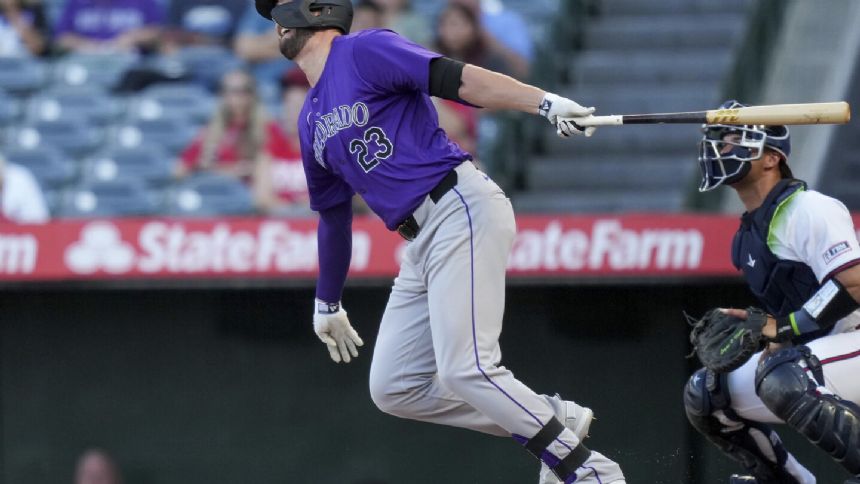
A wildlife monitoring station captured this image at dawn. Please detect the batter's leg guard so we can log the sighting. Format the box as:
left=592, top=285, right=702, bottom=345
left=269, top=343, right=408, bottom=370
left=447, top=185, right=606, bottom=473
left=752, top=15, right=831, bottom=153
left=756, top=346, right=860, bottom=476
left=514, top=418, right=591, bottom=482
left=684, top=368, right=801, bottom=483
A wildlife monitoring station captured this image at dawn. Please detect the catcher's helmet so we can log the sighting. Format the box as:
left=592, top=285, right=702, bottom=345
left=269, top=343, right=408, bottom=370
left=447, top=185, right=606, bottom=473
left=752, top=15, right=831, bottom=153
left=698, top=100, right=791, bottom=192
left=256, top=0, right=353, bottom=34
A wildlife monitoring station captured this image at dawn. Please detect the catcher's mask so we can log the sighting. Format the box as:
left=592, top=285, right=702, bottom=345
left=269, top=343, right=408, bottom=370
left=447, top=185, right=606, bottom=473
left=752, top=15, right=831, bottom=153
left=698, top=100, right=792, bottom=192
left=256, top=0, right=353, bottom=34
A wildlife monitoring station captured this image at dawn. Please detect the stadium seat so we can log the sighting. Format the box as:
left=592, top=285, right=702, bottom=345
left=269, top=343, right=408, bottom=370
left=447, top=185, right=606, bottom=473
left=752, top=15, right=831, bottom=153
left=599, top=0, right=751, bottom=15
left=513, top=189, right=686, bottom=213
left=585, top=15, right=745, bottom=51
left=26, top=86, right=124, bottom=126
left=6, top=120, right=103, bottom=158
left=173, top=46, right=242, bottom=91
left=0, top=57, right=47, bottom=95
left=0, top=90, right=22, bottom=127
left=127, top=83, right=215, bottom=125
left=82, top=146, right=175, bottom=187
left=3, top=146, right=77, bottom=190
left=52, top=53, right=138, bottom=89
left=57, top=179, right=158, bottom=218
left=526, top=155, right=697, bottom=192
left=165, top=173, right=255, bottom=217
left=573, top=50, right=733, bottom=85
left=111, top=116, right=197, bottom=156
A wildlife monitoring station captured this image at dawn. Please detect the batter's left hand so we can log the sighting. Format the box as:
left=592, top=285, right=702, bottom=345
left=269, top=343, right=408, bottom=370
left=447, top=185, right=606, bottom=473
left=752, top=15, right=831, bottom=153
left=313, top=299, right=364, bottom=363
left=539, top=92, right=596, bottom=137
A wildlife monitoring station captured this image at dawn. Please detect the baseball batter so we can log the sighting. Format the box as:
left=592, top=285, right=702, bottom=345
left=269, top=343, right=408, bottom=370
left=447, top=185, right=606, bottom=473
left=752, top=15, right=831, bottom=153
left=253, top=1, right=626, bottom=483
left=684, top=101, right=860, bottom=484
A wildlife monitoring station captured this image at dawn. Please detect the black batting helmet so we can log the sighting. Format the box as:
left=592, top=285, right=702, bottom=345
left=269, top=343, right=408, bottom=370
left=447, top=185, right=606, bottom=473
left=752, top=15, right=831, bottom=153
left=255, top=0, right=353, bottom=34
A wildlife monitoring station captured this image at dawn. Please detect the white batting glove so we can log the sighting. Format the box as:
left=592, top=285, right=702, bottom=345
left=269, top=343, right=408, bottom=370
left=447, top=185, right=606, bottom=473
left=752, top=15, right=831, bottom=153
left=539, top=92, right=597, bottom=138
left=313, top=299, right=364, bottom=364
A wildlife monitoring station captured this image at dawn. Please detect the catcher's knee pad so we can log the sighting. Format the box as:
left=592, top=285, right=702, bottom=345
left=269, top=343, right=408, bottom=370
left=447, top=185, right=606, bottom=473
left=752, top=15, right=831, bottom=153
left=756, top=346, right=860, bottom=475
left=684, top=368, right=799, bottom=483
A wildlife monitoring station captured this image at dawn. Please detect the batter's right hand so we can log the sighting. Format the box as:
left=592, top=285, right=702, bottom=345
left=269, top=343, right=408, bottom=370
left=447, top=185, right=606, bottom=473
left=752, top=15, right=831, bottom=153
left=538, top=92, right=597, bottom=138
left=313, top=299, right=364, bottom=363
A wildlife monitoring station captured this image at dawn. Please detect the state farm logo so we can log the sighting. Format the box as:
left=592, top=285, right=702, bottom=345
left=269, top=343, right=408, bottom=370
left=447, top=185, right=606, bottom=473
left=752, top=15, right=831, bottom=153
left=63, top=221, right=371, bottom=275
left=508, top=220, right=704, bottom=272
left=65, top=222, right=135, bottom=274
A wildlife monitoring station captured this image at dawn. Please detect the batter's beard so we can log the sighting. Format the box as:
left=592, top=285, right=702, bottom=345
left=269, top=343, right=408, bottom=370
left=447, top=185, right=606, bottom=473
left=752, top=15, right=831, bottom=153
left=279, top=28, right=314, bottom=60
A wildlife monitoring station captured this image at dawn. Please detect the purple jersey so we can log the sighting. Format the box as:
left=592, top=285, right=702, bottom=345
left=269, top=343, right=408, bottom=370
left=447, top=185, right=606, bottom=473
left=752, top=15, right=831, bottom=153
left=298, top=29, right=471, bottom=230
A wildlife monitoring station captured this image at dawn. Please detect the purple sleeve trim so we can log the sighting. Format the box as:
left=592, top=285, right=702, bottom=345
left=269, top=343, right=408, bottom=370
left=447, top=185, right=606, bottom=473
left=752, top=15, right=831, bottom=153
left=315, top=200, right=353, bottom=303
left=824, top=257, right=860, bottom=282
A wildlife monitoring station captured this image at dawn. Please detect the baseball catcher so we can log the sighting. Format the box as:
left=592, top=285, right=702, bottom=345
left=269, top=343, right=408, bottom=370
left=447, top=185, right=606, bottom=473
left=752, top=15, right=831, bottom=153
left=683, top=101, right=860, bottom=484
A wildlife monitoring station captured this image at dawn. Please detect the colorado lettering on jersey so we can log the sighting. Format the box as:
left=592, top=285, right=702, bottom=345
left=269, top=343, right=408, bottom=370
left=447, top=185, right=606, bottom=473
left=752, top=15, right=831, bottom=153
left=312, top=102, right=371, bottom=167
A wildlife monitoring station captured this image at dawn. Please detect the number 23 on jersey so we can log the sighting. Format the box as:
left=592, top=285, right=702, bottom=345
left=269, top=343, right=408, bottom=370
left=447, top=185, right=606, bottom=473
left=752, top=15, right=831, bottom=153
left=349, top=127, right=394, bottom=173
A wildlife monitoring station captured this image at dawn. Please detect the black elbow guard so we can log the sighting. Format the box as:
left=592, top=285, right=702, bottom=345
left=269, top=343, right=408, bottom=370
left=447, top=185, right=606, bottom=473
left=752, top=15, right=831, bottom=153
left=429, top=57, right=480, bottom=108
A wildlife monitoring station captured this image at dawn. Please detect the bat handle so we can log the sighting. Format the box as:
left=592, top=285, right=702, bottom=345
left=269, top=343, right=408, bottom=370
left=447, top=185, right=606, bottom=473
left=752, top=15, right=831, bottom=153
left=564, top=115, right=624, bottom=127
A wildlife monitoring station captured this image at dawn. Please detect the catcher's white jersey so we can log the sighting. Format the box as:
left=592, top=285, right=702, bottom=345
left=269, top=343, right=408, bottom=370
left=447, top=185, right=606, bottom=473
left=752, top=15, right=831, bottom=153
left=728, top=189, right=860, bottom=422
left=766, top=190, right=860, bottom=334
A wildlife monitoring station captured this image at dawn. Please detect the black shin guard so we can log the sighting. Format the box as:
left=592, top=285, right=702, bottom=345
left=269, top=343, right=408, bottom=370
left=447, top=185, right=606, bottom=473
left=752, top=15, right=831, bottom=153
left=756, top=346, right=860, bottom=476
left=684, top=368, right=801, bottom=483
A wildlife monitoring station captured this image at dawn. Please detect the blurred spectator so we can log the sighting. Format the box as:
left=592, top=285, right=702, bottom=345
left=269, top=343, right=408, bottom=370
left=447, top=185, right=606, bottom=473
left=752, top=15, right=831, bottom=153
left=0, top=153, right=49, bottom=224
left=435, top=3, right=515, bottom=76
left=451, top=0, right=531, bottom=78
left=435, top=97, right=478, bottom=155
left=74, top=449, right=122, bottom=484
left=162, top=0, right=245, bottom=52
left=375, top=0, right=431, bottom=46
left=351, top=0, right=384, bottom=33
left=233, top=2, right=289, bottom=87
left=0, top=0, right=48, bottom=56
left=279, top=68, right=309, bottom=135
left=55, top=0, right=164, bottom=54
left=178, top=69, right=306, bottom=214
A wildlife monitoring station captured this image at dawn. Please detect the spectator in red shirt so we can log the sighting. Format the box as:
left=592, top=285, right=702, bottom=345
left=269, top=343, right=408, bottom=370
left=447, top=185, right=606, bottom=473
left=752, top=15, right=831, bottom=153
left=178, top=69, right=306, bottom=214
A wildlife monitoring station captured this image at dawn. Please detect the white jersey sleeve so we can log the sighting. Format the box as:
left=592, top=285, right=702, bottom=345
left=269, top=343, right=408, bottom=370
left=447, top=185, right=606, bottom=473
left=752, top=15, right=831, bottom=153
left=768, top=190, right=860, bottom=282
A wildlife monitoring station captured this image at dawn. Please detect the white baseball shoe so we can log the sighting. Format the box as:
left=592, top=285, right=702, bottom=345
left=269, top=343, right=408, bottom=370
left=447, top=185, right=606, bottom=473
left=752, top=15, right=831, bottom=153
left=569, top=451, right=626, bottom=483
left=538, top=395, right=625, bottom=483
left=539, top=395, right=593, bottom=484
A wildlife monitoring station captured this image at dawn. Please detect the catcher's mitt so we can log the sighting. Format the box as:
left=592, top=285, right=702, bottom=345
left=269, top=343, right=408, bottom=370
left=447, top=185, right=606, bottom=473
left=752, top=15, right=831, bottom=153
left=687, top=307, right=769, bottom=373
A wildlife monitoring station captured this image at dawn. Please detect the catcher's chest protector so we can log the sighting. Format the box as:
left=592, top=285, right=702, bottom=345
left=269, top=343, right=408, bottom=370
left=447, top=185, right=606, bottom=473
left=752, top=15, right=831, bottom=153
left=732, top=179, right=819, bottom=325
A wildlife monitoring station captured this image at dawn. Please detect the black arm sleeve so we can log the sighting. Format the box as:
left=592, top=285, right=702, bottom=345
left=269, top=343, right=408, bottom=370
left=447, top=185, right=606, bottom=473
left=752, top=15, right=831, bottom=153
left=429, top=57, right=481, bottom=108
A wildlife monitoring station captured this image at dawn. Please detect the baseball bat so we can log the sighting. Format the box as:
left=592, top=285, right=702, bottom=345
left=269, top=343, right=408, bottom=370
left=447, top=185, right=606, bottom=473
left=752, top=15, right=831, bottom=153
left=573, top=102, right=851, bottom=127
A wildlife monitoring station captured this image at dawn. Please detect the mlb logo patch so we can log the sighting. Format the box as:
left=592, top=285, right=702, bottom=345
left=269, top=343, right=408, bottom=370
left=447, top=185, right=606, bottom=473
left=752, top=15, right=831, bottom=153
left=823, top=241, right=851, bottom=264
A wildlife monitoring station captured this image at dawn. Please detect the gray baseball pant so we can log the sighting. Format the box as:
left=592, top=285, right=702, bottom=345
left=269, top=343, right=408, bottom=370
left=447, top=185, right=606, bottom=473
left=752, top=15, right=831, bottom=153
left=368, top=161, right=581, bottom=459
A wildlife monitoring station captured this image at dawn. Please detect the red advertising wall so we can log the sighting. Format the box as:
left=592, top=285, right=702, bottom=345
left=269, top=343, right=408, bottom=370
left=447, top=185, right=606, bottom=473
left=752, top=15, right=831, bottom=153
left=1, top=214, right=858, bottom=282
